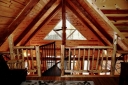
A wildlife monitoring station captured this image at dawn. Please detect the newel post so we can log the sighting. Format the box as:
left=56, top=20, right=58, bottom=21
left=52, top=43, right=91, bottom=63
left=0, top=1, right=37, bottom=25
left=35, top=46, right=41, bottom=77
left=8, top=34, right=15, bottom=60
left=61, top=45, right=65, bottom=76
left=111, top=32, right=117, bottom=75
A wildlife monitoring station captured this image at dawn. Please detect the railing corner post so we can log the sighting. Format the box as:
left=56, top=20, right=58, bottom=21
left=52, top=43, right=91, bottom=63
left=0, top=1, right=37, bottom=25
left=35, top=46, right=41, bottom=77
left=111, top=32, right=117, bottom=76
left=61, top=45, right=65, bottom=76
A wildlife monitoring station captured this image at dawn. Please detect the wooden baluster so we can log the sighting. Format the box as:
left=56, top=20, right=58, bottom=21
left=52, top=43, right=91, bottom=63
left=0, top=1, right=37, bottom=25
left=101, top=49, right=104, bottom=72
left=105, top=49, right=108, bottom=75
left=73, top=48, right=75, bottom=71
left=78, top=48, right=80, bottom=71
left=30, top=49, right=34, bottom=70
left=96, top=49, right=100, bottom=74
left=26, top=49, right=29, bottom=70
left=83, top=49, right=85, bottom=71
left=87, top=48, right=90, bottom=71
left=68, top=48, right=71, bottom=70
left=91, top=48, right=95, bottom=74
left=21, top=49, right=25, bottom=69
left=16, top=49, right=19, bottom=68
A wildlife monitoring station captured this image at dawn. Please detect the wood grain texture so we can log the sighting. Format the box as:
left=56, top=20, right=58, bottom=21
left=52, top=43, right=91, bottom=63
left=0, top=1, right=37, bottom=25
left=26, top=76, right=119, bottom=85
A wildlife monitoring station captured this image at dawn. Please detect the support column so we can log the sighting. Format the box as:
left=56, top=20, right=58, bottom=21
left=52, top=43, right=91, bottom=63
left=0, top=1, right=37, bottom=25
left=61, top=45, right=65, bottom=76
left=62, top=0, right=66, bottom=45
left=61, top=0, right=66, bottom=76
left=111, top=32, right=117, bottom=75
left=8, top=34, right=14, bottom=60
left=35, top=46, right=41, bottom=77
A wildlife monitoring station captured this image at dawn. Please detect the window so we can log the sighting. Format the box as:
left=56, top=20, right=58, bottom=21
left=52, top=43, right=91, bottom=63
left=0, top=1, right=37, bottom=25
left=44, top=20, right=86, bottom=40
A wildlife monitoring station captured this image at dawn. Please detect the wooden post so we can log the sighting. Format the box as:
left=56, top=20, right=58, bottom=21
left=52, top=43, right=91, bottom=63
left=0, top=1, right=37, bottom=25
left=35, top=46, right=41, bottom=77
left=61, top=45, right=65, bottom=76
left=68, top=48, right=71, bottom=70
left=8, top=34, right=14, bottom=60
left=62, top=0, right=66, bottom=45
left=61, top=0, right=66, bottom=76
left=111, top=32, right=117, bottom=75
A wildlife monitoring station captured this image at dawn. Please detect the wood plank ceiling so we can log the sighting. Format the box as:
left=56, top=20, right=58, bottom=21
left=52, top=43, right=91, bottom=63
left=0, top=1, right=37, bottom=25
left=0, top=0, right=128, bottom=51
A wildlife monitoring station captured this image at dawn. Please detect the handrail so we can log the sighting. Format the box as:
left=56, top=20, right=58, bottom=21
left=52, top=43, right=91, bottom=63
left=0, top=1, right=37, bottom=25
left=39, top=42, right=56, bottom=75
left=61, top=45, right=114, bottom=76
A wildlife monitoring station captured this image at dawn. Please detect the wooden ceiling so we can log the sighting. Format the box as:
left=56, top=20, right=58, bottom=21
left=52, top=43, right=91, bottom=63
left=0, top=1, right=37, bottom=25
left=0, top=0, right=128, bottom=51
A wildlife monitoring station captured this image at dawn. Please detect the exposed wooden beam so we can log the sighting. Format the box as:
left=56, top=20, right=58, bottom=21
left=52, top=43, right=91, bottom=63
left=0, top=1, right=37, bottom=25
left=78, top=0, right=128, bottom=50
left=107, top=16, right=128, bottom=21
left=24, top=4, right=61, bottom=45
left=101, top=10, right=128, bottom=14
left=0, top=0, right=39, bottom=46
left=14, top=0, right=58, bottom=46
left=114, top=23, right=128, bottom=26
left=67, top=0, right=112, bottom=46
left=117, top=27, right=128, bottom=32
left=62, top=0, right=66, bottom=45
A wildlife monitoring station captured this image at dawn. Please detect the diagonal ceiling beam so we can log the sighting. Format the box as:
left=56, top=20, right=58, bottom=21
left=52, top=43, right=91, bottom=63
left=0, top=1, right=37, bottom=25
left=67, top=0, right=111, bottom=46
left=70, top=0, right=114, bottom=44
left=14, top=0, right=58, bottom=46
left=23, top=3, right=62, bottom=45
left=0, top=0, right=39, bottom=46
left=78, top=0, right=128, bottom=50
left=101, top=10, right=128, bottom=14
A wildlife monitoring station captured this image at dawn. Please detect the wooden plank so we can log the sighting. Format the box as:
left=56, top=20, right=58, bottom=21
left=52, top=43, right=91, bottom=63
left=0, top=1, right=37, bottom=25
left=0, top=5, right=16, bottom=13
left=13, top=46, right=35, bottom=49
left=10, top=0, right=25, bottom=8
left=24, top=3, right=61, bottom=45
left=107, top=16, right=128, bottom=21
left=78, top=0, right=128, bottom=47
left=14, top=0, right=61, bottom=45
left=101, top=10, right=128, bottom=14
left=66, top=1, right=112, bottom=46
left=0, top=10, right=17, bottom=17
left=65, top=8, right=99, bottom=41
left=12, top=0, right=29, bottom=5
left=65, top=46, right=113, bottom=49
left=0, top=0, right=39, bottom=45
left=0, top=1, right=11, bottom=7
left=0, top=17, right=13, bottom=24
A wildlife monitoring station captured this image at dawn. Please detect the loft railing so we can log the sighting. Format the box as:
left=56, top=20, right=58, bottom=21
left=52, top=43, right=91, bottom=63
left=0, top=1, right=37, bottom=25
left=0, top=42, right=57, bottom=77
left=39, top=42, right=56, bottom=74
left=61, top=45, right=116, bottom=76
left=5, top=46, right=41, bottom=77
left=13, top=46, right=41, bottom=76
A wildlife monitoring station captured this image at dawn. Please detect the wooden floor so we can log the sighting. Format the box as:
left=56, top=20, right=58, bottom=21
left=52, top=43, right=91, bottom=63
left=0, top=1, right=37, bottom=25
left=27, top=75, right=119, bottom=85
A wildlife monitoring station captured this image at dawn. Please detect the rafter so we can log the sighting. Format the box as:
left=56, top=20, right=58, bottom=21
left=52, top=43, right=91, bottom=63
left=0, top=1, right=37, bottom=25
left=24, top=3, right=62, bottom=45
left=101, top=10, right=128, bottom=14
left=78, top=0, right=128, bottom=50
left=67, top=0, right=112, bottom=46
left=0, top=0, right=39, bottom=46
left=14, top=0, right=60, bottom=46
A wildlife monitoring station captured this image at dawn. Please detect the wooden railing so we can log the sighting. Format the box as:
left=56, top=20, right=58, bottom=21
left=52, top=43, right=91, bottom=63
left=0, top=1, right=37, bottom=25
left=14, top=46, right=41, bottom=76
left=1, top=42, right=57, bottom=77
left=61, top=45, right=116, bottom=76
left=39, top=42, right=56, bottom=73
left=5, top=46, right=41, bottom=77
